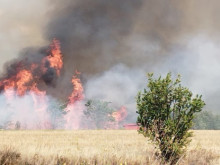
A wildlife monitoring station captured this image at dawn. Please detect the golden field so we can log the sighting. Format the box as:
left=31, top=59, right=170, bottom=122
left=0, top=130, right=219, bottom=165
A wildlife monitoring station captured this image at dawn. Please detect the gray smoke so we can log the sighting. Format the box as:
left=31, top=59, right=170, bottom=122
left=85, top=64, right=146, bottom=122
left=41, top=0, right=185, bottom=101
left=1, top=0, right=220, bottom=126
left=43, top=0, right=220, bottom=116
left=45, top=0, right=220, bottom=74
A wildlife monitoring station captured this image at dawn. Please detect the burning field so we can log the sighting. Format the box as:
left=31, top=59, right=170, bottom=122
left=0, top=39, right=128, bottom=130
left=1, top=0, right=220, bottom=130
left=1, top=0, right=220, bottom=164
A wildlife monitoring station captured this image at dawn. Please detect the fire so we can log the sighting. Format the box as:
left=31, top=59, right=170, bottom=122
left=105, top=106, right=128, bottom=129
left=0, top=39, right=64, bottom=129
left=64, top=72, right=84, bottom=129
left=0, top=38, right=128, bottom=130
left=0, top=38, right=63, bottom=97
left=0, top=69, right=33, bottom=97
left=68, top=72, right=84, bottom=104
left=112, top=106, right=127, bottom=122
left=42, top=39, right=63, bottom=76
left=30, top=83, right=46, bottom=96
left=16, top=70, right=33, bottom=96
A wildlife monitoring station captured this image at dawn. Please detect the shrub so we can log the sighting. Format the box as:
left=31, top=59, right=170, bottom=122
left=136, top=73, right=205, bottom=164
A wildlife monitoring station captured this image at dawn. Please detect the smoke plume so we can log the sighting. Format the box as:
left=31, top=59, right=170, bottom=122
left=43, top=0, right=220, bottom=114
left=1, top=0, right=220, bottom=128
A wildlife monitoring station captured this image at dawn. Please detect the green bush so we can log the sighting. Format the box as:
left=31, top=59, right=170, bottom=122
left=136, top=73, right=205, bottom=164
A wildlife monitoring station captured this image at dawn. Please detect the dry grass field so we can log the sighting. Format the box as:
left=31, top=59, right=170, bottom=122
left=0, top=130, right=219, bottom=165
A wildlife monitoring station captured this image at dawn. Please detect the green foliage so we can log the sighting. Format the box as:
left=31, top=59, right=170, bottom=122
left=136, top=73, right=205, bottom=164
left=84, top=100, right=115, bottom=129
left=48, top=100, right=67, bottom=129
left=193, top=111, right=220, bottom=130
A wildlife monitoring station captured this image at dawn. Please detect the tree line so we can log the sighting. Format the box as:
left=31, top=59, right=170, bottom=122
left=193, top=110, right=220, bottom=130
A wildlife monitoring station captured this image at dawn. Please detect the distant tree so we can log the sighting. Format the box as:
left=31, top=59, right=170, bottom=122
left=84, top=100, right=115, bottom=129
left=15, top=121, right=21, bottom=130
left=193, top=111, right=220, bottom=130
left=136, top=73, right=205, bottom=164
left=48, top=99, right=66, bottom=129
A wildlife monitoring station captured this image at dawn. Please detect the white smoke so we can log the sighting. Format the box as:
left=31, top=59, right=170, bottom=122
left=85, top=64, right=146, bottom=122
left=85, top=35, right=220, bottom=124
left=0, top=90, right=66, bottom=129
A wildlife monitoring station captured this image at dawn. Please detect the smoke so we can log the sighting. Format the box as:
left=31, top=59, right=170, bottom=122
left=160, top=36, right=220, bottom=114
left=45, top=0, right=220, bottom=74
left=46, top=0, right=143, bottom=74
left=1, top=0, right=220, bottom=128
left=40, top=0, right=187, bottom=100
left=0, top=90, right=50, bottom=129
left=85, top=64, right=145, bottom=122
left=43, top=0, right=220, bottom=115
left=0, top=0, right=47, bottom=70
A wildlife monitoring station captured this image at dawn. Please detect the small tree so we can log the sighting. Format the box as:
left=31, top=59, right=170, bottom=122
left=48, top=100, right=67, bottom=129
left=136, top=73, right=205, bottom=164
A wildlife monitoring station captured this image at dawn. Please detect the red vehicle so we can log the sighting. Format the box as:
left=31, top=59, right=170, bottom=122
left=123, top=123, right=139, bottom=130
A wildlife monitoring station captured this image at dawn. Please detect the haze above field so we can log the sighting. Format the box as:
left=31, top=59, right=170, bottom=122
left=0, top=0, right=220, bottom=116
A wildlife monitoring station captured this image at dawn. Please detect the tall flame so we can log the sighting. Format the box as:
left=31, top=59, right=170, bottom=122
left=68, top=71, right=84, bottom=104
left=0, top=39, right=64, bottom=129
left=64, top=72, right=84, bottom=129
left=16, top=70, right=33, bottom=96
left=0, top=38, right=128, bottom=130
left=42, top=39, right=63, bottom=76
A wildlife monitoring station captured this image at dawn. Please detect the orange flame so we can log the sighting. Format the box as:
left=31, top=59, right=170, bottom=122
left=0, top=39, right=64, bottom=129
left=42, top=39, right=63, bottom=76
left=0, top=38, right=129, bottom=130
left=16, top=70, right=33, bottom=96
left=105, top=106, right=128, bottom=129
left=68, top=72, right=84, bottom=104
left=0, top=69, right=33, bottom=97
left=64, top=72, right=84, bottom=129
left=112, top=106, right=127, bottom=122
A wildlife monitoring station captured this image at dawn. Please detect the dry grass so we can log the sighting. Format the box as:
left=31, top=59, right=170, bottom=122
left=0, top=130, right=219, bottom=164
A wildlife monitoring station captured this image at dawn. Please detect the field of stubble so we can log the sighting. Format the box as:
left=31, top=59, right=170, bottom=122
left=0, top=130, right=219, bottom=165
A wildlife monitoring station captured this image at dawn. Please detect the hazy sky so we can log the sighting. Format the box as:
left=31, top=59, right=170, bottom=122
left=0, top=0, right=48, bottom=70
